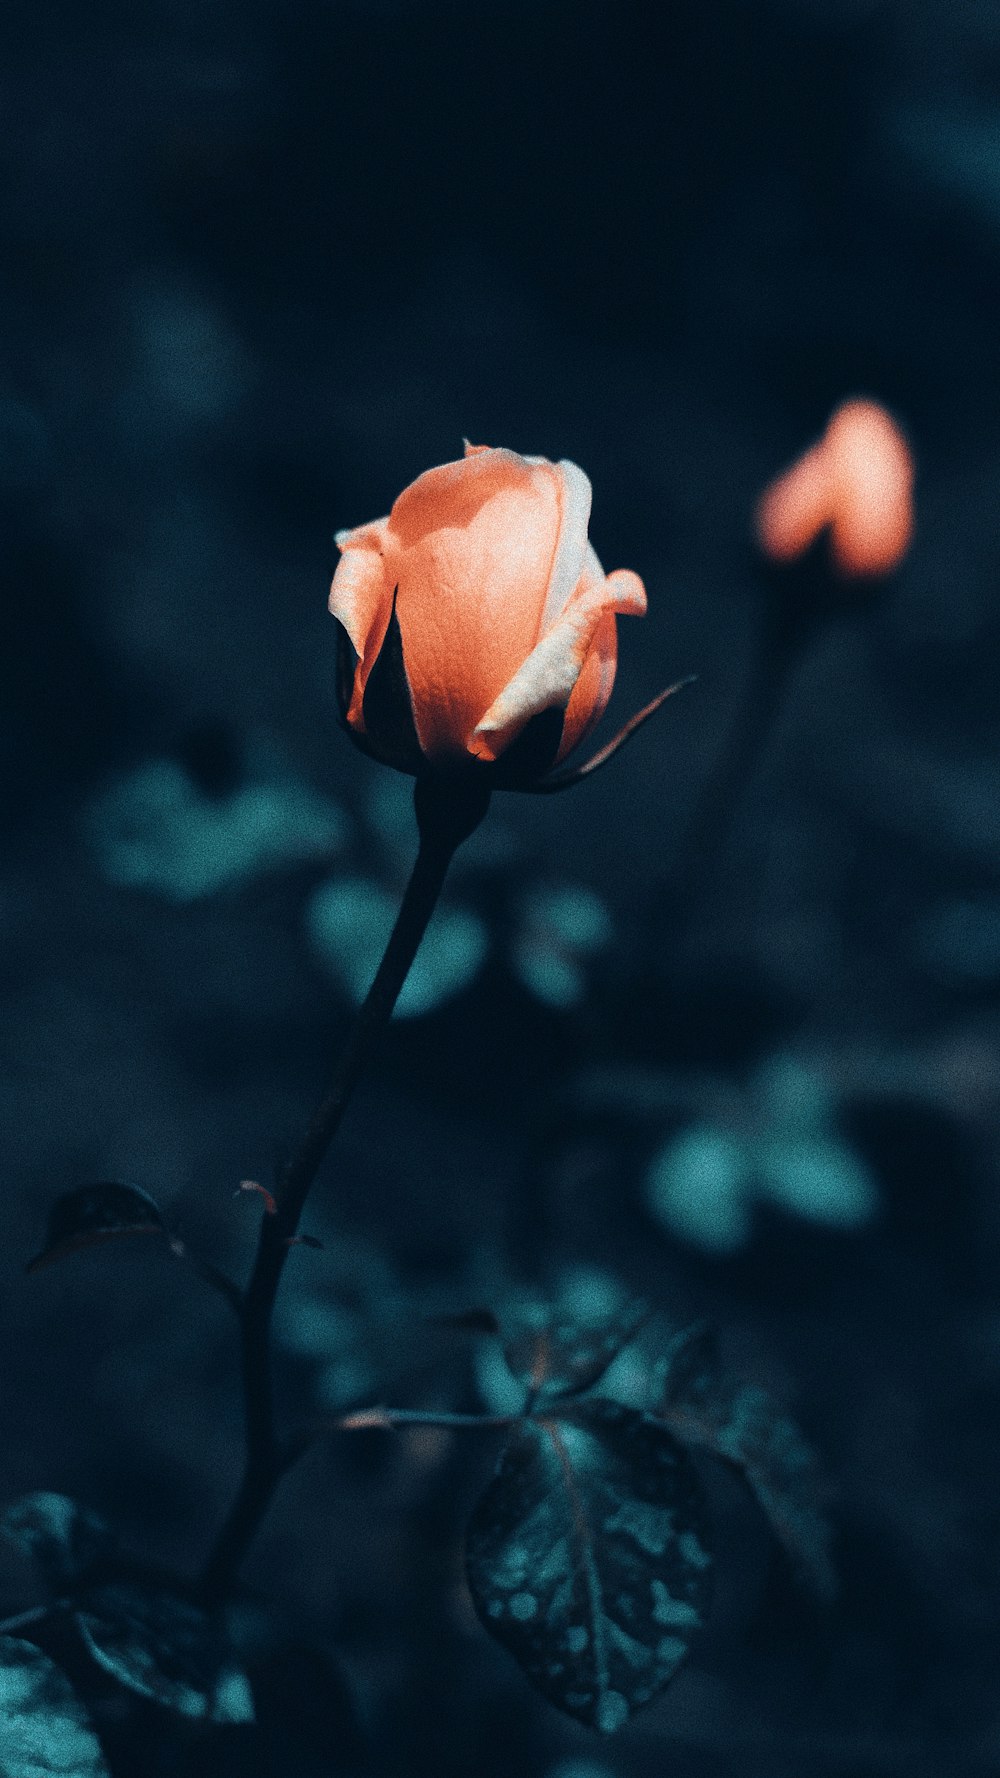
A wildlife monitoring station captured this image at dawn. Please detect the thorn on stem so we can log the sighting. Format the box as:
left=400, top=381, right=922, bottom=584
left=337, top=1407, right=394, bottom=1431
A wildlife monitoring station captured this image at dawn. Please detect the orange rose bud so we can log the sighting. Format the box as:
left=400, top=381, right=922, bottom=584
left=756, top=398, right=914, bottom=578
left=329, top=443, right=647, bottom=788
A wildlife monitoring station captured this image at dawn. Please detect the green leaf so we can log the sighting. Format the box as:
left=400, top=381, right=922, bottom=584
left=27, top=1184, right=166, bottom=1275
left=466, top=1399, right=712, bottom=1733
left=276, top=1231, right=443, bottom=1414
left=501, top=1301, right=651, bottom=1403
left=0, top=1495, right=116, bottom=1590
left=74, top=1582, right=254, bottom=1723
left=658, top=1326, right=836, bottom=1602
left=0, top=1636, right=109, bottom=1778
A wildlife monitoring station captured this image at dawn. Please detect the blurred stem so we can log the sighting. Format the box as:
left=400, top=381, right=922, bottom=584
left=199, top=775, right=491, bottom=1604
left=666, top=575, right=819, bottom=927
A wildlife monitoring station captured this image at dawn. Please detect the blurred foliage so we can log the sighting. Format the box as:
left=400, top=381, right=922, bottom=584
left=634, top=1054, right=879, bottom=1254
left=892, top=104, right=1000, bottom=246
left=510, top=883, right=613, bottom=1010
left=0, top=1494, right=116, bottom=1592
left=74, top=1582, right=254, bottom=1723
left=915, top=896, right=1000, bottom=988
left=307, top=877, right=488, bottom=1018
left=0, top=1636, right=109, bottom=1778
left=85, top=753, right=348, bottom=902
left=85, top=734, right=620, bottom=1020
left=275, top=1228, right=416, bottom=1411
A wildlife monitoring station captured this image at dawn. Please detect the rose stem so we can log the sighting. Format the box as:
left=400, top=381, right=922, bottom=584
left=200, top=774, right=491, bottom=1604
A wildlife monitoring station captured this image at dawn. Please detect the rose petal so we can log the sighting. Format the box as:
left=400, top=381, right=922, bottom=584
left=554, top=543, right=618, bottom=760
left=388, top=444, right=541, bottom=548
left=532, top=458, right=593, bottom=631
left=472, top=560, right=646, bottom=762
left=755, top=400, right=914, bottom=577
left=558, top=608, right=618, bottom=762
left=755, top=446, right=832, bottom=563
left=388, top=447, right=564, bottom=758
left=330, top=445, right=649, bottom=776
left=825, top=400, right=913, bottom=576
left=328, top=520, right=394, bottom=726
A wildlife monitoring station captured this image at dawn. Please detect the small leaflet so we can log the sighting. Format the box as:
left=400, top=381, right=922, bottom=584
left=26, top=1184, right=166, bottom=1275
left=658, top=1322, right=836, bottom=1602
left=74, top=1581, right=255, bottom=1724
left=466, top=1398, right=712, bottom=1733
left=501, top=1300, right=651, bottom=1403
left=0, top=1635, right=109, bottom=1778
left=0, top=1493, right=116, bottom=1590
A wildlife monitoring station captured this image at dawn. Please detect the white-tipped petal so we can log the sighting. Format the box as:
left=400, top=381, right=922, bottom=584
left=472, top=564, right=647, bottom=760
left=539, top=459, right=594, bottom=631
left=602, top=567, right=646, bottom=616
left=328, top=519, right=392, bottom=659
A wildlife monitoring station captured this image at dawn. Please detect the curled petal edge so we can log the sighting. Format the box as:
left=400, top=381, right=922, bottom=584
left=471, top=568, right=647, bottom=763
left=329, top=520, right=395, bottom=726
left=533, top=457, right=594, bottom=632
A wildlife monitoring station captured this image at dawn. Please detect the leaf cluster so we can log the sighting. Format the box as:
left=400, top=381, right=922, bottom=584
left=18, top=1183, right=834, bottom=1742
left=0, top=1493, right=254, bottom=1776
left=462, top=1300, right=834, bottom=1733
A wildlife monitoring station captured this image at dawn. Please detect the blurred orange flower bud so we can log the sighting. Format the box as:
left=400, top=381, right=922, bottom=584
left=329, top=443, right=647, bottom=787
left=756, top=398, right=914, bottom=577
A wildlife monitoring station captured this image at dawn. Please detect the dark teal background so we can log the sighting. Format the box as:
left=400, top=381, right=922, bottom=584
left=1, top=2, right=999, bottom=1774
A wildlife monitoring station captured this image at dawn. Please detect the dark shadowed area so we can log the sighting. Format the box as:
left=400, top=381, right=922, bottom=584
left=2, top=0, right=999, bottom=1773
